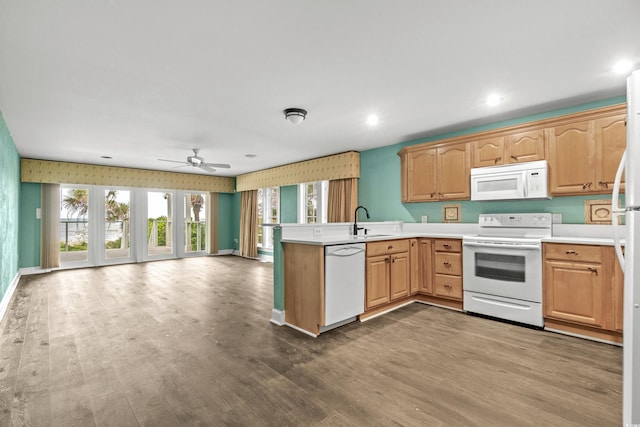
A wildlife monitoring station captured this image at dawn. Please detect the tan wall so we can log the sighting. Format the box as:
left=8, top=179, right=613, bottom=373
left=236, top=151, right=360, bottom=191
left=21, top=159, right=235, bottom=193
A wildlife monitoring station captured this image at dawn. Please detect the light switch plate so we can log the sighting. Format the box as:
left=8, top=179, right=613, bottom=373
left=313, top=227, right=322, bottom=235
left=421, top=215, right=428, bottom=223
left=35, top=208, right=41, bottom=219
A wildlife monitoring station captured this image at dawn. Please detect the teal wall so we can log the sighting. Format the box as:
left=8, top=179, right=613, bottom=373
left=218, top=192, right=236, bottom=250
left=280, top=185, right=298, bottom=223
left=359, top=96, right=626, bottom=224
left=19, top=183, right=41, bottom=268
left=0, top=112, right=21, bottom=302
left=229, top=192, right=241, bottom=251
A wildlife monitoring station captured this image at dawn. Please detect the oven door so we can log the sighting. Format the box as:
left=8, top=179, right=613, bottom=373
left=462, top=240, right=542, bottom=302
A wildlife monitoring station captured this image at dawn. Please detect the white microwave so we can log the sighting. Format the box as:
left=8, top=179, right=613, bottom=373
left=470, top=160, right=549, bottom=201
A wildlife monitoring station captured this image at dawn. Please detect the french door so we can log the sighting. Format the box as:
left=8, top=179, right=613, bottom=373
left=59, top=185, right=210, bottom=268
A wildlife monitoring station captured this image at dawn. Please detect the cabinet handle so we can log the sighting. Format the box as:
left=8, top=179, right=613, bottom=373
left=444, top=284, right=452, bottom=289
left=511, top=155, right=518, bottom=161
left=565, top=250, right=578, bottom=255
left=411, top=241, right=415, bottom=247
left=587, top=182, right=592, bottom=189
left=430, top=192, right=436, bottom=198
left=387, top=245, right=393, bottom=250
left=443, top=261, right=451, bottom=266
left=598, top=181, right=609, bottom=189
left=582, top=183, right=589, bottom=189
left=443, top=243, right=451, bottom=248
left=588, top=267, right=598, bottom=276
left=494, top=157, right=502, bottom=164
left=385, top=257, right=390, bottom=263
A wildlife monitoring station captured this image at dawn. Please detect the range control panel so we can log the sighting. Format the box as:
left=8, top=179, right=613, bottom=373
left=479, top=213, right=553, bottom=229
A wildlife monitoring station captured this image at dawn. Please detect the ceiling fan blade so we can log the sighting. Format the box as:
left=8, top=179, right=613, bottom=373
left=158, top=158, right=190, bottom=165
left=199, top=165, right=217, bottom=173
left=202, top=162, right=231, bottom=169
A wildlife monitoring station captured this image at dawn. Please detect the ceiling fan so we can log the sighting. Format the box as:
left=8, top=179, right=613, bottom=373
left=158, top=148, right=231, bottom=173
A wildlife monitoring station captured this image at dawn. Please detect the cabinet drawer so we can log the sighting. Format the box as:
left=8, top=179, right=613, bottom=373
left=544, top=243, right=602, bottom=263
left=434, top=253, right=462, bottom=276
left=367, top=239, right=410, bottom=257
left=434, top=274, right=463, bottom=300
left=433, top=239, right=461, bottom=253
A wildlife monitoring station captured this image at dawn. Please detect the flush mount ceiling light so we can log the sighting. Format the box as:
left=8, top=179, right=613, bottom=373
left=283, top=108, right=307, bottom=124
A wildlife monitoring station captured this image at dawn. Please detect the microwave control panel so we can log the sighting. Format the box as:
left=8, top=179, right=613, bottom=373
left=525, top=169, right=547, bottom=197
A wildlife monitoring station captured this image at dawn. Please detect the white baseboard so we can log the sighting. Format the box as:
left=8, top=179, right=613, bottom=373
left=0, top=271, right=20, bottom=326
left=212, top=249, right=234, bottom=256
left=19, top=267, right=52, bottom=276
left=270, top=309, right=285, bottom=326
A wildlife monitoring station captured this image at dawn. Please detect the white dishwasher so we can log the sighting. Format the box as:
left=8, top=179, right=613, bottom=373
left=322, top=243, right=366, bottom=332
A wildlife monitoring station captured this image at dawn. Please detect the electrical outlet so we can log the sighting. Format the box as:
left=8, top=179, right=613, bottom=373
left=552, top=214, right=562, bottom=224
left=313, top=228, right=322, bottom=235
left=421, top=215, right=428, bottom=223
left=393, top=224, right=401, bottom=232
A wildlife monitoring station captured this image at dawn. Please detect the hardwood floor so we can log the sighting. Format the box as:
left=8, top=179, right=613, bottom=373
left=0, top=256, right=622, bottom=426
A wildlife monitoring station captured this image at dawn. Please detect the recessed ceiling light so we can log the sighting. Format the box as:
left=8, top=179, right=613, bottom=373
left=486, top=94, right=502, bottom=106
left=366, top=114, right=379, bottom=127
left=245, top=154, right=257, bottom=158
left=613, top=59, right=633, bottom=74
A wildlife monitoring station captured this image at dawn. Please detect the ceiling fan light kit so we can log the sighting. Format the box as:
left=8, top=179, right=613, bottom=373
left=284, top=108, right=307, bottom=125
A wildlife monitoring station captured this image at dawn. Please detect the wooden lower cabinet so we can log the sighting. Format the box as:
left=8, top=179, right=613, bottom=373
left=418, top=239, right=432, bottom=294
left=431, top=239, right=463, bottom=302
left=365, top=240, right=410, bottom=310
left=543, top=243, right=621, bottom=342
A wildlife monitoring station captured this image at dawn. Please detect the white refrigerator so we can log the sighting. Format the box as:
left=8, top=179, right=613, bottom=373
left=614, top=68, right=640, bottom=424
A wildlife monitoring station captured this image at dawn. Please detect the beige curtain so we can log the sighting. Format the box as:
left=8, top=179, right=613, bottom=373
left=41, top=183, right=60, bottom=269
left=207, top=192, right=219, bottom=255
left=328, top=178, right=358, bottom=222
left=239, top=190, right=258, bottom=258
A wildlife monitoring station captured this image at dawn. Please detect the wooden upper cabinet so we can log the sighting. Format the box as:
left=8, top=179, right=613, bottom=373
left=548, top=114, right=626, bottom=195
left=594, top=114, right=626, bottom=192
left=548, top=120, right=596, bottom=194
left=404, top=148, right=437, bottom=202
left=471, top=136, right=505, bottom=167
left=437, top=143, right=470, bottom=200
left=505, top=129, right=545, bottom=164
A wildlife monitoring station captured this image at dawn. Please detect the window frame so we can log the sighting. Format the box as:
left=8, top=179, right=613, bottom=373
left=298, top=181, right=328, bottom=224
left=258, top=187, right=280, bottom=249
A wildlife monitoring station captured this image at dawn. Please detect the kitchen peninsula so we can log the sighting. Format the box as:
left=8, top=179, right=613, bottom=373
left=275, top=221, right=623, bottom=343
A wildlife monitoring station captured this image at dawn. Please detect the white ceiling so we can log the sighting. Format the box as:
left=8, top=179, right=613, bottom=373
left=1, top=1, right=639, bottom=178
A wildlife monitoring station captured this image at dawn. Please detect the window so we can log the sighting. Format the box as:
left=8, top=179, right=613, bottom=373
left=258, top=187, right=280, bottom=249
left=298, top=181, right=328, bottom=224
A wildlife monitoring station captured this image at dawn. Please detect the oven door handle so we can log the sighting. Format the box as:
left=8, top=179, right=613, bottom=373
left=462, top=241, right=541, bottom=251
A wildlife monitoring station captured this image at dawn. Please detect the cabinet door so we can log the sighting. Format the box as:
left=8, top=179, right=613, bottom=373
left=406, top=148, right=438, bottom=202
left=437, top=143, right=470, bottom=200
left=366, top=255, right=391, bottom=309
left=594, top=114, right=626, bottom=192
left=471, top=137, right=505, bottom=168
left=548, top=121, right=596, bottom=194
left=389, top=252, right=410, bottom=301
left=409, top=239, right=419, bottom=295
left=505, top=129, right=545, bottom=163
left=419, top=239, right=433, bottom=294
left=543, top=260, right=604, bottom=327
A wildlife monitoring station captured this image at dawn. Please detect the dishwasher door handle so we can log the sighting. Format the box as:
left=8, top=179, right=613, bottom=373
left=327, top=247, right=365, bottom=257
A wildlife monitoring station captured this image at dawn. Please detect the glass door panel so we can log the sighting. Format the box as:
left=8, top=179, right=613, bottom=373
left=184, top=193, right=206, bottom=253
left=147, top=191, right=173, bottom=256
left=105, top=190, right=131, bottom=260
left=60, top=187, right=90, bottom=263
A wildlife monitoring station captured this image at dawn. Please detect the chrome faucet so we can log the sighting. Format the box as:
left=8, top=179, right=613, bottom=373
left=353, top=205, right=370, bottom=236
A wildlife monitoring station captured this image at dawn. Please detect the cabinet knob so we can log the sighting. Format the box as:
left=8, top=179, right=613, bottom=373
left=565, top=250, right=578, bottom=255
left=588, top=267, right=598, bottom=276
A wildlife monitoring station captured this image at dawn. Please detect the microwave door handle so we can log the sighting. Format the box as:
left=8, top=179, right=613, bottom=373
left=522, top=171, right=528, bottom=198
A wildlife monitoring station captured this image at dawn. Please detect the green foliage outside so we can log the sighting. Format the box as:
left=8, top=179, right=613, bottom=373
left=188, top=222, right=206, bottom=251
left=60, top=241, right=88, bottom=251
left=105, top=238, right=122, bottom=249
left=148, top=216, right=168, bottom=246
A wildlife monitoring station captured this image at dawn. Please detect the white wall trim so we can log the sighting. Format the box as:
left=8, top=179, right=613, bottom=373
left=211, top=249, right=234, bottom=256
left=19, top=267, right=52, bottom=276
left=270, top=309, right=285, bottom=326
left=0, top=271, right=21, bottom=326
